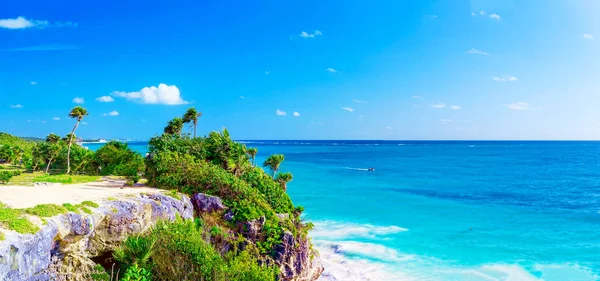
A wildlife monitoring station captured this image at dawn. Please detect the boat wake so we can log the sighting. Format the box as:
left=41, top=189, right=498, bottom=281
left=343, top=167, right=371, bottom=171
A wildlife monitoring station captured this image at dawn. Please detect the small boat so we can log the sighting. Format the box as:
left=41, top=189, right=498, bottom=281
left=368, top=167, right=375, bottom=172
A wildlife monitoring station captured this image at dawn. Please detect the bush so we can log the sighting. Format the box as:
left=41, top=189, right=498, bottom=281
left=95, top=141, right=145, bottom=176
left=115, top=219, right=278, bottom=281
left=0, top=171, right=12, bottom=184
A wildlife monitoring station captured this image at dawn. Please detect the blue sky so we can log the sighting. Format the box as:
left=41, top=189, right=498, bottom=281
left=1, top=0, right=599, bottom=140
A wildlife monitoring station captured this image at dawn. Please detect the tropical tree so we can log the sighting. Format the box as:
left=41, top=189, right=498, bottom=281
left=227, top=154, right=251, bottom=177
left=164, top=117, right=184, bottom=136
left=247, top=148, right=258, bottom=166
left=46, top=133, right=61, bottom=143
left=66, top=106, right=88, bottom=174
left=182, top=107, right=202, bottom=138
left=262, top=154, right=284, bottom=178
left=275, top=172, right=293, bottom=191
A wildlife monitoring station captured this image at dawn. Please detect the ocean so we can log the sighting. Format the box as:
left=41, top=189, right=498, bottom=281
left=84, top=140, right=600, bottom=281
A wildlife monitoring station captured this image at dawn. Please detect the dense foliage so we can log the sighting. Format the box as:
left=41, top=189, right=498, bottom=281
left=113, top=218, right=277, bottom=281
left=94, top=141, right=144, bottom=176
left=145, top=128, right=307, bottom=256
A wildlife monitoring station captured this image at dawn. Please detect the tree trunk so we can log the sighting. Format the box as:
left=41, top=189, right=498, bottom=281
left=45, top=157, right=54, bottom=173
left=193, top=120, right=197, bottom=138
left=66, top=121, right=80, bottom=174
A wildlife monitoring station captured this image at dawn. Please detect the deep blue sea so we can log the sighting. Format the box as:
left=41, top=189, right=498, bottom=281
left=84, top=140, right=600, bottom=281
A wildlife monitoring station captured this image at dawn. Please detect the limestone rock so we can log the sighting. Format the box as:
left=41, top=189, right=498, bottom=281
left=274, top=231, right=324, bottom=281
left=0, top=193, right=193, bottom=281
left=191, top=193, right=226, bottom=214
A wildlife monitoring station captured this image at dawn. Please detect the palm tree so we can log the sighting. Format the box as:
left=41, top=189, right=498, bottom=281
left=275, top=172, right=293, bottom=191
left=247, top=148, right=258, bottom=166
left=182, top=107, right=202, bottom=138
left=262, top=154, right=284, bottom=178
left=66, top=106, right=88, bottom=174
left=227, top=154, right=251, bottom=177
left=164, top=117, right=184, bottom=135
left=46, top=133, right=61, bottom=143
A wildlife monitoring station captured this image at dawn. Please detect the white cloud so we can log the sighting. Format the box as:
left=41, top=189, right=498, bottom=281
left=412, top=95, right=423, bottom=99
left=0, top=16, right=76, bottom=29
left=479, top=11, right=487, bottom=16
left=293, top=111, right=300, bottom=117
left=427, top=15, right=438, bottom=19
left=492, top=76, right=517, bottom=82
left=489, top=13, right=501, bottom=20
left=112, top=83, right=188, bottom=105
left=353, top=99, right=365, bottom=103
left=73, top=97, right=84, bottom=104
left=386, top=126, right=394, bottom=130
left=239, top=96, right=246, bottom=99
left=358, top=115, right=364, bottom=119
left=505, top=102, right=532, bottom=110
left=10, top=104, right=23, bottom=108
left=52, top=117, right=60, bottom=121
left=41, top=120, right=47, bottom=124
left=276, top=109, right=286, bottom=116
left=431, top=103, right=446, bottom=109
left=299, top=30, right=322, bottom=39
left=96, top=96, right=114, bottom=102
left=265, top=71, right=270, bottom=75
left=0, top=16, right=46, bottom=29
left=341, top=107, right=354, bottom=112
left=30, top=81, right=37, bottom=85
left=471, top=12, right=476, bottom=16
left=326, top=68, right=337, bottom=73
left=440, top=119, right=453, bottom=122
left=27, top=119, right=31, bottom=122
left=583, top=34, right=594, bottom=40
left=451, top=105, right=461, bottom=110
left=466, top=48, right=490, bottom=56
left=81, top=122, right=88, bottom=125
left=102, top=110, right=119, bottom=116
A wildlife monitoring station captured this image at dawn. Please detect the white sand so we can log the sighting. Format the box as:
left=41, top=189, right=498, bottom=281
left=0, top=179, right=162, bottom=208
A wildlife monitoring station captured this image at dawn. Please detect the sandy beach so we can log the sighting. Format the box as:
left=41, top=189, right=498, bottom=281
left=0, top=179, right=162, bottom=209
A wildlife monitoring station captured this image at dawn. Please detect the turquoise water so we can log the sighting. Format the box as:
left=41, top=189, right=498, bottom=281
left=84, top=141, right=600, bottom=281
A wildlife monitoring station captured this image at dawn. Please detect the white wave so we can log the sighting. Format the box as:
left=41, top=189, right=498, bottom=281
left=310, top=220, right=598, bottom=281
left=343, top=167, right=370, bottom=171
left=311, top=220, right=408, bottom=239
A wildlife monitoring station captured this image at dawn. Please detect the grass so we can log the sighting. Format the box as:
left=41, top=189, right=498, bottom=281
left=23, top=204, right=68, bottom=217
left=33, top=174, right=101, bottom=184
left=0, top=202, right=40, bottom=235
left=0, top=200, right=100, bottom=236
left=165, top=189, right=182, bottom=200
left=62, top=202, right=96, bottom=214
left=7, top=172, right=101, bottom=186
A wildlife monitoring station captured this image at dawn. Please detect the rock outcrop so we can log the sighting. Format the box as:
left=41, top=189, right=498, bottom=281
left=0, top=192, right=323, bottom=281
left=0, top=193, right=193, bottom=281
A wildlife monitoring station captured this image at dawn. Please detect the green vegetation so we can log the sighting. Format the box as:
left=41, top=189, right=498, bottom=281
left=163, top=117, right=184, bottom=136
left=0, top=203, right=40, bottom=235
left=62, top=202, right=95, bottom=214
left=0, top=171, right=13, bottom=184
left=81, top=200, right=100, bottom=208
left=32, top=174, right=100, bottom=184
left=66, top=106, right=89, bottom=174
left=263, top=154, right=285, bottom=178
left=0, top=231, right=5, bottom=241
left=275, top=172, right=293, bottom=191
left=94, top=141, right=145, bottom=177
left=183, top=107, right=202, bottom=138
left=23, top=204, right=68, bottom=217
left=114, top=219, right=277, bottom=281
left=89, top=264, right=110, bottom=281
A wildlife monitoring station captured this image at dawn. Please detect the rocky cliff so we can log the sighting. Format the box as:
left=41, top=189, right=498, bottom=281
left=0, top=192, right=323, bottom=281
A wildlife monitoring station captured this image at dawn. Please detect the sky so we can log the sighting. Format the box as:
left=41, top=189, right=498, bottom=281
left=1, top=0, right=599, bottom=140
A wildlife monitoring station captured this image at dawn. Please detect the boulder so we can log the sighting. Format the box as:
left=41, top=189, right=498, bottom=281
left=0, top=193, right=193, bottom=281
left=274, top=231, right=324, bottom=281
left=191, top=193, right=226, bottom=214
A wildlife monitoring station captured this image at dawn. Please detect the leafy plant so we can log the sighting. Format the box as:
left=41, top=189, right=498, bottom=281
left=0, top=171, right=13, bottom=184
left=262, top=154, right=284, bottom=178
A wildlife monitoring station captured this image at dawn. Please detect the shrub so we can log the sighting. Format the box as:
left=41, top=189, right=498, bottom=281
left=23, top=204, right=67, bottom=217
left=115, top=219, right=278, bottom=281
left=0, top=171, right=12, bottom=184
left=0, top=203, right=39, bottom=234
left=121, top=263, right=152, bottom=281
left=95, top=141, right=145, bottom=176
